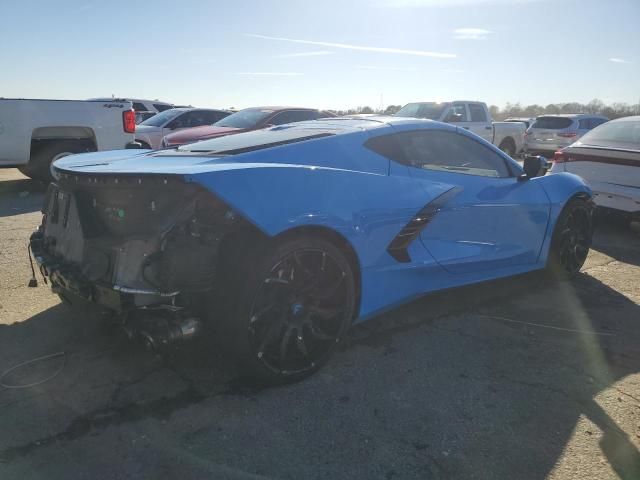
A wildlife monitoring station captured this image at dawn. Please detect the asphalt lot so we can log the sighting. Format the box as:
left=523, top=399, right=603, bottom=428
left=1, top=167, right=640, bottom=480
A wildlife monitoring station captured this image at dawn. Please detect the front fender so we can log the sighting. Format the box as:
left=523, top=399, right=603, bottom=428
left=535, top=172, right=592, bottom=264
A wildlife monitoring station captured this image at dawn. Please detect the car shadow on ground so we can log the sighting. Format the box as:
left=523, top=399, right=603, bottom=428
left=0, top=243, right=639, bottom=478
left=0, top=179, right=46, bottom=217
left=591, top=220, right=640, bottom=267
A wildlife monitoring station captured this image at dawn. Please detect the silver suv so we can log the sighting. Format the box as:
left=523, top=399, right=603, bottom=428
left=524, top=114, right=608, bottom=156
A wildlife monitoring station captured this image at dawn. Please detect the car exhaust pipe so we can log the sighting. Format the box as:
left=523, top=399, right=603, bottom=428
left=123, top=311, right=202, bottom=351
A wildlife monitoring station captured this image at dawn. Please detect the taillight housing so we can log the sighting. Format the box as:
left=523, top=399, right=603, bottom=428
left=557, top=132, right=577, bottom=138
left=553, top=150, right=567, bottom=162
left=123, top=110, right=136, bottom=134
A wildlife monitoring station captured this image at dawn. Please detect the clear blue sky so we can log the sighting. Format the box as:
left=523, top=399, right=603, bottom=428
left=1, top=0, right=638, bottom=110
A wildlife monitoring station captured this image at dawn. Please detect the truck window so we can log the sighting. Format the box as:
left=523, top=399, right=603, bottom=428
left=445, top=104, right=468, bottom=123
left=469, top=104, right=487, bottom=122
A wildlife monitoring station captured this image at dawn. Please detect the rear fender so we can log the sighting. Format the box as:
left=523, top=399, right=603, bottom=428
left=186, top=165, right=453, bottom=269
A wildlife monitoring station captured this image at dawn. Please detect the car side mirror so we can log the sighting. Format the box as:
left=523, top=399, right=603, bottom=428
left=520, top=155, right=548, bottom=180
left=445, top=113, right=464, bottom=123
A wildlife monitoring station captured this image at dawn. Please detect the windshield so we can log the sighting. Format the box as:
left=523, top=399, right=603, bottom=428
left=213, top=108, right=274, bottom=129
left=578, top=119, right=640, bottom=150
left=395, top=103, right=447, bottom=120
left=140, top=109, right=184, bottom=127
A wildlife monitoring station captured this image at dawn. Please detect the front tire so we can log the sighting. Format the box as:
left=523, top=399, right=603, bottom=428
left=219, top=236, right=357, bottom=385
left=547, top=197, right=593, bottom=277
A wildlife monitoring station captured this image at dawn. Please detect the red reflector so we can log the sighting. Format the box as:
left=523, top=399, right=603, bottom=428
left=553, top=150, right=567, bottom=162
left=557, top=132, right=577, bottom=138
left=123, top=110, right=136, bottom=133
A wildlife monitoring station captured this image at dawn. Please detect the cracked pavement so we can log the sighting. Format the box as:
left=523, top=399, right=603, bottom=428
left=1, top=168, right=640, bottom=479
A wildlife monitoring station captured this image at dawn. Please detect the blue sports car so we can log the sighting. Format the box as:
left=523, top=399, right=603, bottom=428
left=31, top=117, right=594, bottom=384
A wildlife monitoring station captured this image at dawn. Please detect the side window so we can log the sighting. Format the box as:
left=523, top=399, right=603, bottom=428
left=269, top=111, right=293, bottom=125
left=132, top=102, right=148, bottom=112
left=166, top=112, right=192, bottom=129
left=153, top=103, right=172, bottom=112
left=203, top=111, right=228, bottom=124
left=271, top=110, right=317, bottom=125
left=468, top=104, right=488, bottom=122
left=578, top=119, right=590, bottom=130
left=185, top=111, right=213, bottom=127
left=366, top=130, right=510, bottom=178
left=444, top=104, right=468, bottom=123
left=591, top=118, right=607, bottom=129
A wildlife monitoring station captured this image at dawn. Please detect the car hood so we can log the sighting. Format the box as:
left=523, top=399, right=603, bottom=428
left=164, top=125, right=243, bottom=144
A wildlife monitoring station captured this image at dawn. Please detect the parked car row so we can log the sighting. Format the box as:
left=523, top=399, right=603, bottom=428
left=135, top=108, right=232, bottom=149
left=162, top=107, right=335, bottom=147
left=1, top=95, right=637, bottom=226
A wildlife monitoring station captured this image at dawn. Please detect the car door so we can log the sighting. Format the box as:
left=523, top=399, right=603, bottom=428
left=162, top=111, right=200, bottom=137
left=466, top=103, right=494, bottom=142
left=393, top=129, right=550, bottom=274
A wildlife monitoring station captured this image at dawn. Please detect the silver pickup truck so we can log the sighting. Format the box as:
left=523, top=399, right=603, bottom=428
left=395, top=101, right=526, bottom=157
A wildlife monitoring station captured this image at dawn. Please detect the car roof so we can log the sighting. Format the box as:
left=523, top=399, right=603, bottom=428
left=239, top=106, right=318, bottom=112
left=254, top=116, right=443, bottom=134
left=89, top=98, right=173, bottom=105
left=181, top=107, right=232, bottom=112
left=609, top=115, right=640, bottom=123
left=537, top=113, right=608, bottom=119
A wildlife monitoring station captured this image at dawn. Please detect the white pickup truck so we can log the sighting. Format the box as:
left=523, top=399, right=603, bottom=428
left=0, top=98, right=138, bottom=181
left=395, top=101, right=526, bottom=157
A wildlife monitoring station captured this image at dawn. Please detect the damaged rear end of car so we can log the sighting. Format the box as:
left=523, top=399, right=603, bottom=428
left=30, top=168, right=261, bottom=350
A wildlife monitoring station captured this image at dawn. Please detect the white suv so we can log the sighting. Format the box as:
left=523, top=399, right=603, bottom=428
left=524, top=114, right=608, bottom=156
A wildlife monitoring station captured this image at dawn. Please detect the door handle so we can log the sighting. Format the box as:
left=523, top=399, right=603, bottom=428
left=463, top=127, right=470, bottom=130
left=485, top=126, right=492, bottom=130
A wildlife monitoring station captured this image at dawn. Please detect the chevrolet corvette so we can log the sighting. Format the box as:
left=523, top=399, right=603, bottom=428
left=30, top=117, right=594, bottom=384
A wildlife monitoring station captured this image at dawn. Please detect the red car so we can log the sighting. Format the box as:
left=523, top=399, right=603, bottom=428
left=162, top=106, right=334, bottom=147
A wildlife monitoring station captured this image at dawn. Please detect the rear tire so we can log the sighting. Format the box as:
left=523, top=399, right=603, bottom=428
left=217, top=235, right=357, bottom=385
left=547, top=197, right=593, bottom=278
left=20, top=140, right=91, bottom=182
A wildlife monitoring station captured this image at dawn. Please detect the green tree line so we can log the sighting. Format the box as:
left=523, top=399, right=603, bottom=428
left=333, top=100, right=640, bottom=119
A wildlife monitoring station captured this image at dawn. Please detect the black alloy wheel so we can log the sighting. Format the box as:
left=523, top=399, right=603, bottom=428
left=549, top=198, right=593, bottom=276
left=248, top=247, right=353, bottom=377
left=218, top=236, right=357, bottom=385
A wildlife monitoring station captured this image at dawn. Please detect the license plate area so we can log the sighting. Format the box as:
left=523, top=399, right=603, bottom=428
left=534, top=131, right=556, bottom=141
left=43, top=186, right=85, bottom=263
